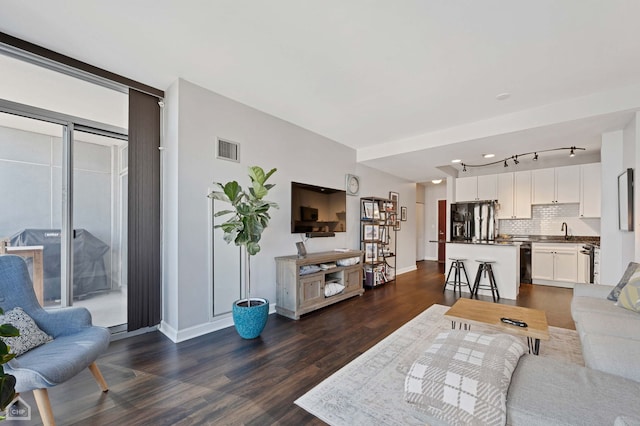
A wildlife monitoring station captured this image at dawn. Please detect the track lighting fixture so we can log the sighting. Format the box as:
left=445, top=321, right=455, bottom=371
left=459, top=146, right=584, bottom=172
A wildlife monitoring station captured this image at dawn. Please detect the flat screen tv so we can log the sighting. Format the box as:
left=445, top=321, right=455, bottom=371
left=291, top=182, right=347, bottom=234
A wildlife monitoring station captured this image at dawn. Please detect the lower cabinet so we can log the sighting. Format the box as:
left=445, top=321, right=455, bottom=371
left=532, top=244, right=578, bottom=287
left=275, top=251, right=364, bottom=320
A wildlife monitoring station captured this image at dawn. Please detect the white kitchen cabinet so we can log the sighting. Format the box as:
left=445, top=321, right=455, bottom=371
left=496, top=171, right=532, bottom=219
left=580, top=163, right=601, bottom=218
left=532, top=165, right=580, bottom=204
left=532, top=243, right=579, bottom=287
left=455, top=175, right=497, bottom=202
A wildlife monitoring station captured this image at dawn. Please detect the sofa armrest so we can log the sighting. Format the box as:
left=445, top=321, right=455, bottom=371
left=39, top=306, right=93, bottom=337
left=573, top=283, right=613, bottom=299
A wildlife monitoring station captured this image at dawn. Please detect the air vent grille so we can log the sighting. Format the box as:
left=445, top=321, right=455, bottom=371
left=217, top=138, right=240, bottom=162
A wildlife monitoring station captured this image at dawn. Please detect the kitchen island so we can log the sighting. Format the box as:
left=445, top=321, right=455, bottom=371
left=446, top=241, right=521, bottom=300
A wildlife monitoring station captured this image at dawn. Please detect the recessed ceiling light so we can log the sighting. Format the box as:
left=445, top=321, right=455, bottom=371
left=451, top=159, right=462, bottom=163
left=496, top=92, right=510, bottom=101
left=431, top=179, right=442, bottom=184
left=483, top=153, right=495, bottom=158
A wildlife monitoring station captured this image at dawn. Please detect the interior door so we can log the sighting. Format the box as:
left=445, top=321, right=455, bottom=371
left=438, top=200, right=446, bottom=263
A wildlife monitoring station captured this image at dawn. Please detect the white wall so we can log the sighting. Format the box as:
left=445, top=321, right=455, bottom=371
left=600, top=117, right=638, bottom=285
left=424, top=182, right=447, bottom=260
left=161, top=79, right=415, bottom=341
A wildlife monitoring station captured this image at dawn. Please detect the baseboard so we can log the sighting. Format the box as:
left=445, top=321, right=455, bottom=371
left=423, top=256, right=438, bottom=261
left=396, top=265, right=418, bottom=275
left=159, top=303, right=278, bottom=343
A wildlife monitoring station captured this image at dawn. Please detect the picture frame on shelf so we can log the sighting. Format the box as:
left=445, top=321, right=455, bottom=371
left=389, top=191, right=399, bottom=213
left=362, top=201, right=375, bottom=219
left=379, top=226, right=387, bottom=244
left=400, top=206, right=407, bottom=221
left=372, top=202, right=381, bottom=219
left=363, top=224, right=380, bottom=240
left=365, top=242, right=378, bottom=261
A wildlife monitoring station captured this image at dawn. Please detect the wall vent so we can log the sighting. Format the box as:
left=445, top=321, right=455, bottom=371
left=217, top=138, right=240, bottom=162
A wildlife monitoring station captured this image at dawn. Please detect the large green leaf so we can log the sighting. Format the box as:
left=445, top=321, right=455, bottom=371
left=222, top=181, right=242, bottom=203
left=213, top=209, right=235, bottom=218
left=0, top=324, right=18, bottom=338
left=0, top=374, right=16, bottom=411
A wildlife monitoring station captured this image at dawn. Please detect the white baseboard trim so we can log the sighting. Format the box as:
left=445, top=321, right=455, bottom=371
left=396, top=265, right=418, bottom=275
left=423, top=256, right=438, bottom=261
left=159, top=303, right=278, bottom=343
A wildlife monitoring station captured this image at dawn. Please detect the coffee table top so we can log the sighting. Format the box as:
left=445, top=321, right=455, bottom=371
left=444, top=298, right=550, bottom=341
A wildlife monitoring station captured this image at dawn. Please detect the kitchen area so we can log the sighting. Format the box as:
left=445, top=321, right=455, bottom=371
left=445, top=162, right=601, bottom=300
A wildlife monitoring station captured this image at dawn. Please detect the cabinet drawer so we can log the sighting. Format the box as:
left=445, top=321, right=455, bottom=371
left=299, top=276, right=323, bottom=306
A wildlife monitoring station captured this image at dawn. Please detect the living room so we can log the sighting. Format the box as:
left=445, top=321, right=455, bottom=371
left=1, top=2, right=640, bottom=425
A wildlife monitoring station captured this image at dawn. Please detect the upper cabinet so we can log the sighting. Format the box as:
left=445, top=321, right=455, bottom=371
left=532, top=165, right=580, bottom=204
left=496, top=171, right=532, bottom=219
left=580, top=163, right=601, bottom=218
left=455, top=175, right=497, bottom=202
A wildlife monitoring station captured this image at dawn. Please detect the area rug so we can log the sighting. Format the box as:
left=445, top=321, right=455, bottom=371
left=295, top=304, right=583, bottom=426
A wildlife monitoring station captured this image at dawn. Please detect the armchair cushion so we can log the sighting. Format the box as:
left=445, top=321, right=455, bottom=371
left=7, top=326, right=110, bottom=392
left=0, top=307, right=52, bottom=356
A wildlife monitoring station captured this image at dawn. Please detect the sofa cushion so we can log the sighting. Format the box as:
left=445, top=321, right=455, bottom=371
left=405, top=331, right=526, bottom=426
left=616, top=278, right=640, bottom=313
left=575, top=313, right=640, bottom=342
left=507, top=355, right=640, bottom=425
left=608, top=262, right=640, bottom=301
left=580, top=333, right=640, bottom=382
left=0, top=307, right=52, bottom=356
left=571, top=296, right=639, bottom=324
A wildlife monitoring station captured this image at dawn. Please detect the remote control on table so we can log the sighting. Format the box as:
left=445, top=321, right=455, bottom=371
left=500, top=317, right=528, bottom=328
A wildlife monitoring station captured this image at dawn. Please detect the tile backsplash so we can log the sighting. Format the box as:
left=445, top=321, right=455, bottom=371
left=498, top=204, right=600, bottom=237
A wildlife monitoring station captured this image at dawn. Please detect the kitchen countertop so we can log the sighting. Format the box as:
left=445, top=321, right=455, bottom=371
left=449, top=235, right=600, bottom=246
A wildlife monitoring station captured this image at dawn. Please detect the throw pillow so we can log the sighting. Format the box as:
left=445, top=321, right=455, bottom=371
left=616, top=279, right=640, bottom=313
left=324, top=282, right=345, bottom=297
left=0, top=307, right=53, bottom=356
left=405, top=331, right=527, bottom=426
left=608, top=262, right=640, bottom=301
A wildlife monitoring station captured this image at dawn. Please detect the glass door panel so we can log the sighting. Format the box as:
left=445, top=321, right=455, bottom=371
left=71, top=130, right=127, bottom=327
left=0, top=112, right=63, bottom=307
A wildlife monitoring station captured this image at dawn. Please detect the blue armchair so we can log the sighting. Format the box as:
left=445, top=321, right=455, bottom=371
left=0, top=255, right=110, bottom=426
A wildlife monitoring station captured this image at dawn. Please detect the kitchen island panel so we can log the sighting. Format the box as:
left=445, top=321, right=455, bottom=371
left=446, top=242, right=521, bottom=300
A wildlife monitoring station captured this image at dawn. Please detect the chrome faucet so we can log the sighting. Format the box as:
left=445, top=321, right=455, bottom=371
left=561, top=222, right=568, bottom=240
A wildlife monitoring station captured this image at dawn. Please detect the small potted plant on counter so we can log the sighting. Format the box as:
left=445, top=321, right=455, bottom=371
left=208, top=166, right=278, bottom=339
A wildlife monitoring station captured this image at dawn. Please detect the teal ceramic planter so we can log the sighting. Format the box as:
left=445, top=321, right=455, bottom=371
left=232, top=298, right=269, bottom=339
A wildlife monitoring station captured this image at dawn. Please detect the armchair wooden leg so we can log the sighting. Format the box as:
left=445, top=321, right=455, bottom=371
left=33, top=388, right=55, bottom=426
left=88, top=362, right=109, bottom=392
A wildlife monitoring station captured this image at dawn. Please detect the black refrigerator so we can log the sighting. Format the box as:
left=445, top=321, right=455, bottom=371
left=450, top=201, right=497, bottom=242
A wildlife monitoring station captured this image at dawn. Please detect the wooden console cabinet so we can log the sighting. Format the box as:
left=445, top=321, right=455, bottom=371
left=275, top=250, right=364, bottom=320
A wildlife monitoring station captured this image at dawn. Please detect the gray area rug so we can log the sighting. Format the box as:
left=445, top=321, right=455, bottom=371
left=295, top=304, right=583, bottom=426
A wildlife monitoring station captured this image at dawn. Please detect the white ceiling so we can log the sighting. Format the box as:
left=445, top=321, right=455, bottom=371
left=1, top=0, right=640, bottom=182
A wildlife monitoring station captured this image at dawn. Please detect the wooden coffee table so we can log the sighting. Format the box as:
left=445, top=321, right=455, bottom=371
left=444, top=298, right=550, bottom=355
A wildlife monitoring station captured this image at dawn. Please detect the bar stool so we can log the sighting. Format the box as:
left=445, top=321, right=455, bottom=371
left=471, top=260, right=500, bottom=302
left=443, top=258, right=472, bottom=296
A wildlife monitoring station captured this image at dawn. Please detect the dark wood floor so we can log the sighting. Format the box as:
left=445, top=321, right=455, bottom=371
left=13, top=261, right=574, bottom=425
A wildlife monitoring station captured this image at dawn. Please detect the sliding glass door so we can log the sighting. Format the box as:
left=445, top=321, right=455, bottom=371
left=0, top=105, right=128, bottom=328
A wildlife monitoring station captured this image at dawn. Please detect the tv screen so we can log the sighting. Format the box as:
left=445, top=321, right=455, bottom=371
left=291, top=182, right=347, bottom=234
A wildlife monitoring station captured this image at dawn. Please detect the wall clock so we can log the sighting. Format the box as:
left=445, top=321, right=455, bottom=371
left=346, top=174, right=360, bottom=196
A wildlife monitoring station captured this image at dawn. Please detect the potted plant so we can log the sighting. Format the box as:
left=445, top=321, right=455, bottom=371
left=0, top=308, right=19, bottom=420
left=208, top=166, right=278, bottom=339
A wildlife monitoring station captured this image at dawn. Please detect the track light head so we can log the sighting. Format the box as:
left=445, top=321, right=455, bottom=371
left=504, top=159, right=508, bottom=167
left=569, top=147, right=575, bottom=157
left=514, top=155, right=519, bottom=165
left=462, top=164, right=467, bottom=172
left=533, top=152, right=538, bottom=161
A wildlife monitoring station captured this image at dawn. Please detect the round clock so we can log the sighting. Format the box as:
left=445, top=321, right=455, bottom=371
left=346, top=174, right=360, bottom=196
